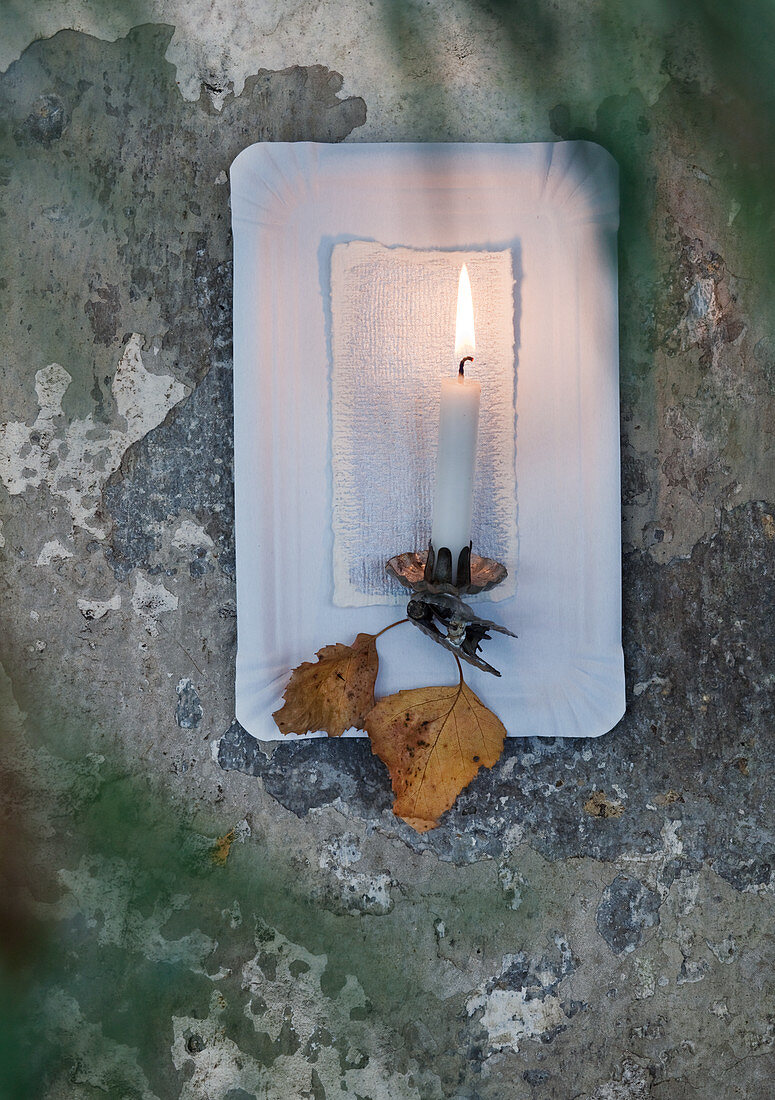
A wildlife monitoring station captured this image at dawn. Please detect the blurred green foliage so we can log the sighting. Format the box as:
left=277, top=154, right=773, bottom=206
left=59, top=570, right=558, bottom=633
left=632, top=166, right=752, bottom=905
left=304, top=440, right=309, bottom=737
left=385, top=0, right=775, bottom=355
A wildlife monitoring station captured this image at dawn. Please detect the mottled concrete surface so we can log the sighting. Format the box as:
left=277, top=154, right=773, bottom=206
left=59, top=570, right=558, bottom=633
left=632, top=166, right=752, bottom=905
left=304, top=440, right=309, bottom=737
left=1, top=4, right=774, bottom=1098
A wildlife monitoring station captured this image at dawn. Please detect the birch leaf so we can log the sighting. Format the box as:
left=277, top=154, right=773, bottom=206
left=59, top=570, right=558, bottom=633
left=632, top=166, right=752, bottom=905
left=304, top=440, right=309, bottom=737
left=273, top=633, right=379, bottom=737
left=365, top=680, right=507, bottom=832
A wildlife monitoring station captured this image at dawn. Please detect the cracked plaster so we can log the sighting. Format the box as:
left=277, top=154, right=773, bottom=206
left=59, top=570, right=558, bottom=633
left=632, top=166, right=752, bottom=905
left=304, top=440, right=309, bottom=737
left=0, top=5, right=774, bottom=1100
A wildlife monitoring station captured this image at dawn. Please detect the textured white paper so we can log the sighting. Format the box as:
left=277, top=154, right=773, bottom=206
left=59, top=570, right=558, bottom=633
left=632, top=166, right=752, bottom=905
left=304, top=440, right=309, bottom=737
left=331, top=243, right=516, bottom=607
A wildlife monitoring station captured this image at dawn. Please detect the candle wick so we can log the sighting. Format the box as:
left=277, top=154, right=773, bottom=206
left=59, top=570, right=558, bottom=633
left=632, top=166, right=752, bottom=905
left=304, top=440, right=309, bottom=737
left=459, top=356, right=473, bottom=378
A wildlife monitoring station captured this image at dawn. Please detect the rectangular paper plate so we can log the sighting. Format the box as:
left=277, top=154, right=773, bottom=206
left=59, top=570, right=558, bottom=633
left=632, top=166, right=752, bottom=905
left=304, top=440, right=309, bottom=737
left=231, top=141, right=625, bottom=740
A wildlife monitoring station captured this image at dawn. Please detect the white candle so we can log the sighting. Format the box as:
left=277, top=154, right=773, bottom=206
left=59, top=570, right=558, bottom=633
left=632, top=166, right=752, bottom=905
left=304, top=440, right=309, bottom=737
left=430, top=264, right=480, bottom=584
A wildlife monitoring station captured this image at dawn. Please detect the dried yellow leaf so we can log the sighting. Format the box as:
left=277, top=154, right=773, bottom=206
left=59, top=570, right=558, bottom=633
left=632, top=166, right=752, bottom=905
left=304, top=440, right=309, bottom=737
left=365, top=679, right=506, bottom=832
left=273, top=633, right=379, bottom=737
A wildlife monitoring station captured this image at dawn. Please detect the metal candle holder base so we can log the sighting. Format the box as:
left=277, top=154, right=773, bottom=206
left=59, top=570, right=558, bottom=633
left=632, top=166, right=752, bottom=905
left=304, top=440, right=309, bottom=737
left=386, top=543, right=514, bottom=676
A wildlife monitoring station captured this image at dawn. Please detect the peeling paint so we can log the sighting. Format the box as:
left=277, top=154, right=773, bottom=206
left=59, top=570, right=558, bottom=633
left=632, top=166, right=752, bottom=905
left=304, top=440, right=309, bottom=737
left=467, top=984, right=567, bottom=1053
left=632, top=956, right=657, bottom=999
left=132, top=573, right=179, bottom=635
left=0, top=337, right=188, bottom=537
left=170, top=929, right=430, bottom=1100
left=77, top=592, right=121, bottom=620
left=176, top=676, right=204, bottom=728
left=113, top=334, right=189, bottom=443
left=172, top=519, right=215, bottom=551
left=35, top=538, right=73, bottom=565
left=580, top=1058, right=653, bottom=1099
left=466, top=941, right=578, bottom=1055
left=317, top=832, right=394, bottom=915
left=55, top=854, right=218, bottom=972
left=632, top=674, right=671, bottom=697
left=45, top=989, right=161, bottom=1100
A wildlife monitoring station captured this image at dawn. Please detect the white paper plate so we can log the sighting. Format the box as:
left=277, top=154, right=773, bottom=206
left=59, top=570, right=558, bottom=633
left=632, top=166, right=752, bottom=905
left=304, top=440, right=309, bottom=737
left=231, top=141, right=625, bottom=740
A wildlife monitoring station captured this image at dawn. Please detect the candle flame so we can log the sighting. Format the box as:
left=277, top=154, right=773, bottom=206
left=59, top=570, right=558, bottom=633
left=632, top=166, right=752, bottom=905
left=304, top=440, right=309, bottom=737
left=455, top=263, right=475, bottom=364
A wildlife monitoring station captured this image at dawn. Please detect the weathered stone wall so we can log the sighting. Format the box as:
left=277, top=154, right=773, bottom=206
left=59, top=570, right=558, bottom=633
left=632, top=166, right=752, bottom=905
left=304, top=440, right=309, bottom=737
left=0, top=5, right=773, bottom=1098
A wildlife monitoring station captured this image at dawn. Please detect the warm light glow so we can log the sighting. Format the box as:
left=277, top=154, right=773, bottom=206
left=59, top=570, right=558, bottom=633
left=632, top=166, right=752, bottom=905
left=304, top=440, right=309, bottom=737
left=454, top=263, right=475, bottom=363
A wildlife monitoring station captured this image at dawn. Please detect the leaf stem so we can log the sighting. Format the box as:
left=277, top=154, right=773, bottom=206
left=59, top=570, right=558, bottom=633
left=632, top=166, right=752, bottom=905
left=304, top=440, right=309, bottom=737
left=373, top=618, right=409, bottom=640
left=453, top=652, right=464, bottom=687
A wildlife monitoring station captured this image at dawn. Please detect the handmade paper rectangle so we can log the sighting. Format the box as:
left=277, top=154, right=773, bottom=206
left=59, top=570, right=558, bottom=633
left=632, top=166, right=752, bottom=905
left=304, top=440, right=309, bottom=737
left=330, top=242, right=517, bottom=607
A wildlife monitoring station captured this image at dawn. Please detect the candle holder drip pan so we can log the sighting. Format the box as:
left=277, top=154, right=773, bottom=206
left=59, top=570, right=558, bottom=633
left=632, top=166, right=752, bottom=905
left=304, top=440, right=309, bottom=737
left=386, top=549, right=507, bottom=597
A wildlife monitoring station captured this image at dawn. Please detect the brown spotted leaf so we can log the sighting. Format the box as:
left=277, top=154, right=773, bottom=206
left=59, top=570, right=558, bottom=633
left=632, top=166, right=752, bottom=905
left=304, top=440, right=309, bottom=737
left=365, top=680, right=507, bottom=832
left=273, top=633, right=379, bottom=737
